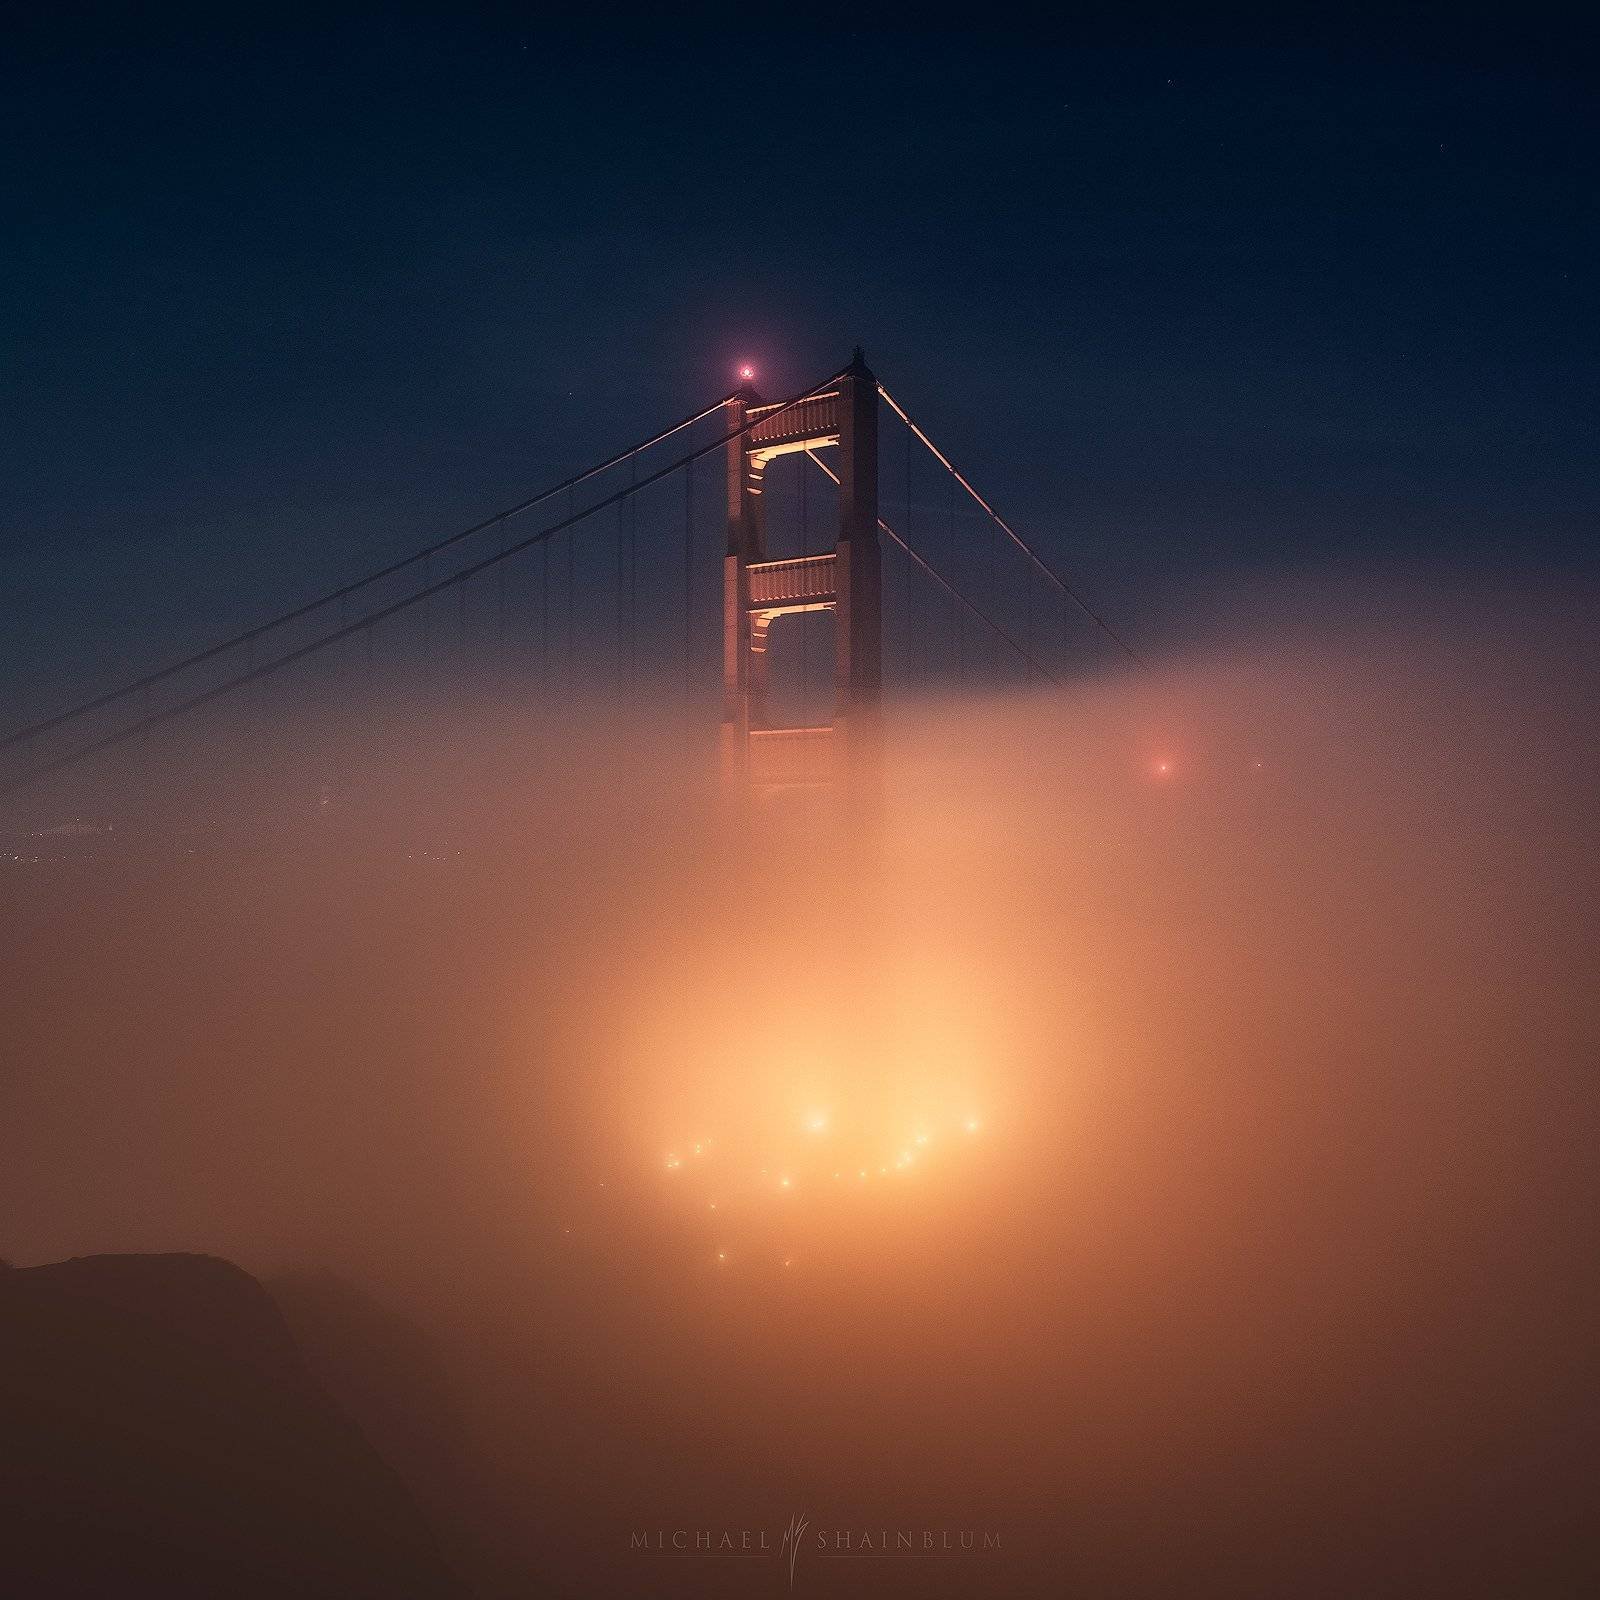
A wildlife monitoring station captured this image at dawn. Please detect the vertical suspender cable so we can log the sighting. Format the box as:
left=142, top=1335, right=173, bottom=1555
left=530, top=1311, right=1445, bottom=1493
left=951, top=467, right=963, bottom=685
left=615, top=453, right=628, bottom=682
left=1025, top=560, right=1034, bottom=687
left=628, top=452, right=638, bottom=684
left=987, top=508, right=998, bottom=682
left=421, top=553, right=431, bottom=661
left=138, top=682, right=151, bottom=824
left=616, top=489, right=626, bottom=680
left=540, top=536, right=549, bottom=684
left=683, top=454, right=695, bottom=701
left=564, top=488, right=574, bottom=694
left=337, top=590, right=350, bottom=796
left=497, top=523, right=508, bottom=671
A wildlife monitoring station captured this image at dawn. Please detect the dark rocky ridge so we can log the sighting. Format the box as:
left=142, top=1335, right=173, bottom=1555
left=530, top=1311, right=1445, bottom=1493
left=0, top=1252, right=460, bottom=1598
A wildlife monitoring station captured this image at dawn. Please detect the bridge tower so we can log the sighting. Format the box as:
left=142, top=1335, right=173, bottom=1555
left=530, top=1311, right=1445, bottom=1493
left=720, top=349, right=881, bottom=820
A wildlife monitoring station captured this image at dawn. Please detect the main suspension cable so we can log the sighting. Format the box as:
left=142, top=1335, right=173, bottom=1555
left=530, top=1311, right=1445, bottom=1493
left=876, top=382, right=1147, bottom=669
left=2, top=393, right=736, bottom=751
left=801, top=449, right=1063, bottom=689
left=3, top=367, right=851, bottom=798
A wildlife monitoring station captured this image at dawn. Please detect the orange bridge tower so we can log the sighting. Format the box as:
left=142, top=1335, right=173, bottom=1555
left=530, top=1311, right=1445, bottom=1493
left=720, top=349, right=881, bottom=820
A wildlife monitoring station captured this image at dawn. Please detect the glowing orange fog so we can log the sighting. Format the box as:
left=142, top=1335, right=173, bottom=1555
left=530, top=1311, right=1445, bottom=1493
left=614, top=931, right=1008, bottom=1259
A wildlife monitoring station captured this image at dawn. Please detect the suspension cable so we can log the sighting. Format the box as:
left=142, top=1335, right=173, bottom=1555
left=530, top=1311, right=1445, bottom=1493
left=875, top=382, right=1146, bottom=669
left=801, top=450, right=1063, bottom=688
left=3, top=366, right=851, bottom=798
left=2, top=394, right=737, bottom=751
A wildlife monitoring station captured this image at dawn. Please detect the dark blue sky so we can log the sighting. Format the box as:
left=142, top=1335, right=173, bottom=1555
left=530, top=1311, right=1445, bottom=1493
left=4, top=13, right=1595, bottom=709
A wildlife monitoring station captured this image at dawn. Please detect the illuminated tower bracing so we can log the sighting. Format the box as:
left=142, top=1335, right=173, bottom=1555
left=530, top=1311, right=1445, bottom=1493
left=720, top=350, right=881, bottom=821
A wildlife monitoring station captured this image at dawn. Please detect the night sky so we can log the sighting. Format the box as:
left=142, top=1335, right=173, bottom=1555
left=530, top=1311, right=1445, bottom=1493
left=5, top=14, right=1595, bottom=712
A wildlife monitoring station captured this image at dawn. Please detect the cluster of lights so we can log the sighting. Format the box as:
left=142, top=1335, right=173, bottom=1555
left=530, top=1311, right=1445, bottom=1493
left=659, top=1110, right=984, bottom=1197
left=655, top=1107, right=989, bottom=1273
left=662, top=1138, right=713, bottom=1173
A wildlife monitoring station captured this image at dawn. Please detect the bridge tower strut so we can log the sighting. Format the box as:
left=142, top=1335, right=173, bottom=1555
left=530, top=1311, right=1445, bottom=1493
left=720, top=349, right=881, bottom=817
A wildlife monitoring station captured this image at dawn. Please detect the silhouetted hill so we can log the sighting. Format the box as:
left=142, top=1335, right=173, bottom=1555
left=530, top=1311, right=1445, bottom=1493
left=0, top=1253, right=461, bottom=1598
left=268, top=1268, right=476, bottom=1577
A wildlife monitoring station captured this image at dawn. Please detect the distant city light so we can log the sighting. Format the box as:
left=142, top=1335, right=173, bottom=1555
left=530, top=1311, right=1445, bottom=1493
left=738, top=363, right=756, bottom=382
left=648, top=1099, right=997, bottom=1253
